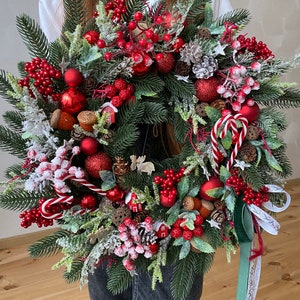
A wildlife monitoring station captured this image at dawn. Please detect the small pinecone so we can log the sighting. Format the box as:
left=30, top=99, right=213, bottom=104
left=192, top=55, right=218, bottom=79
left=112, top=205, right=132, bottom=227
left=99, top=196, right=114, bottom=212
left=180, top=41, right=203, bottom=64
left=246, top=125, right=260, bottom=141
left=174, top=60, right=191, bottom=76
left=82, top=76, right=97, bottom=97
left=102, top=129, right=114, bottom=143
left=137, top=225, right=158, bottom=245
left=71, top=127, right=86, bottom=141
left=214, top=199, right=226, bottom=210
left=133, top=211, right=149, bottom=222
left=210, top=99, right=226, bottom=111
left=195, top=102, right=209, bottom=117
left=113, top=157, right=130, bottom=183
left=210, top=209, right=226, bottom=223
left=239, top=142, right=257, bottom=163
left=198, top=27, right=211, bottom=39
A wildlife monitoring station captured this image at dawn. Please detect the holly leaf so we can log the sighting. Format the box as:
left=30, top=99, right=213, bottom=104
left=224, top=191, right=235, bottom=212
left=173, top=236, right=185, bottom=246
left=177, top=176, right=189, bottom=201
left=221, top=131, right=232, bottom=150
left=219, top=165, right=231, bottom=182
left=188, top=186, right=200, bottom=197
left=263, top=148, right=283, bottom=172
left=205, top=106, right=222, bottom=123
left=265, top=138, right=283, bottom=150
left=79, top=43, right=102, bottom=66
left=179, top=240, right=191, bottom=260
left=255, top=146, right=262, bottom=167
left=167, top=201, right=181, bottom=226
left=100, top=170, right=116, bottom=191
left=206, top=187, right=224, bottom=198
left=191, top=237, right=214, bottom=253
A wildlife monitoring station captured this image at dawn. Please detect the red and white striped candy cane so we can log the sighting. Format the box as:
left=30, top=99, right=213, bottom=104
left=70, top=177, right=107, bottom=195
left=226, top=114, right=248, bottom=170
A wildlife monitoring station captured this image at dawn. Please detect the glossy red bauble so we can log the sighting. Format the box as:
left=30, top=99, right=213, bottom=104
left=85, top=151, right=112, bottom=178
left=60, top=88, right=86, bottom=115
left=64, top=68, right=83, bottom=87
left=239, top=102, right=260, bottom=123
left=195, top=77, right=220, bottom=103
left=106, top=186, right=125, bottom=202
left=81, top=194, right=97, bottom=209
left=199, top=176, right=224, bottom=201
left=80, top=136, right=99, bottom=156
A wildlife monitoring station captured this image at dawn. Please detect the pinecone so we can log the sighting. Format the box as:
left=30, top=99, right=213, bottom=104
left=112, top=205, right=132, bottom=227
left=133, top=211, right=149, bottom=222
left=198, top=27, right=211, bottom=39
left=246, top=125, right=260, bottom=140
left=137, top=225, right=158, bottom=245
left=214, top=199, right=226, bottom=210
left=239, top=142, right=257, bottom=162
left=210, top=209, right=226, bottom=223
left=180, top=41, right=203, bottom=65
left=195, top=102, right=209, bottom=117
left=82, top=76, right=97, bottom=97
left=71, top=126, right=86, bottom=141
left=210, top=99, right=226, bottom=111
left=102, top=129, right=114, bottom=143
left=174, top=60, right=191, bottom=76
left=192, top=55, right=218, bottom=79
left=113, top=157, right=130, bottom=183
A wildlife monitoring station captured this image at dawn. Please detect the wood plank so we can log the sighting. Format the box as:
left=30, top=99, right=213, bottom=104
left=1, top=179, right=300, bottom=299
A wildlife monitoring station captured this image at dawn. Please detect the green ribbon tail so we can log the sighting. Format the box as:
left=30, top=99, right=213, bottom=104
left=234, top=196, right=254, bottom=300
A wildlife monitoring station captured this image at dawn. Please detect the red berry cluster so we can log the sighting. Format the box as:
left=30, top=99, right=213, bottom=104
left=226, top=169, right=269, bottom=206
left=237, top=35, right=274, bottom=60
left=19, top=199, right=54, bottom=228
left=18, top=58, right=62, bottom=100
left=105, top=0, right=127, bottom=22
left=170, top=215, right=204, bottom=241
left=105, top=78, right=135, bottom=107
left=154, top=168, right=185, bottom=206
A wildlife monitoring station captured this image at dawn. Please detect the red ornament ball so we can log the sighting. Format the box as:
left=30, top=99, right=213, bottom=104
left=106, top=186, right=125, bottom=202
left=199, top=176, right=224, bottom=201
left=85, top=151, right=112, bottom=178
left=239, top=102, right=260, bottom=123
left=155, top=52, right=176, bottom=74
left=160, top=194, right=176, bottom=208
left=83, top=30, right=100, bottom=45
left=60, top=88, right=86, bottom=115
left=64, top=68, right=83, bottom=87
left=195, top=77, right=220, bottom=103
left=81, top=194, right=97, bottom=209
left=80, top=136, right=99, bottom=156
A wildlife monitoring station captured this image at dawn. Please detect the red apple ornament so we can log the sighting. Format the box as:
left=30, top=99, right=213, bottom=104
left=199, top=176, right=224, bottom=201
left=60, top=88, right=86, bottom=114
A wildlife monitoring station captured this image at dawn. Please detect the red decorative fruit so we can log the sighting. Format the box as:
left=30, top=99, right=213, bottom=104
left=80, top=136, right=99, bottom=156
left=85, top=151, right=112, bottom=178
left=199, top=176, right=224, bottom=201
left=106, top=186, right=125, bottom=202
left=160, top=193, right=176, bottom=208
left=83, top=30, right=100, bottom=45
left=195, top=77, right=220, bottom=103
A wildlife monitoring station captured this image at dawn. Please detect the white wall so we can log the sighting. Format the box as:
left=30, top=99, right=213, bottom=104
left=1, top=0, right=300, bottom=238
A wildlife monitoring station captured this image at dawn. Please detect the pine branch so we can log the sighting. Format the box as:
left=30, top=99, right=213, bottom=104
left=186, top=0, right=207, bottom=25
left=131, top=73, right=165, bottom=94
left=122, top=0, right=144, bottom=23
left=28, top=229, right=69, bottom=258
left=62, top=0, right=86, bottom=35
left=16, top=14, right=49, bottom=59
left=192, top=251, right=214, bottom=274
left=117, top=102, right=145, bottom=126
left=0, top=126, right=27, bottom=159
left=142, top=102, right=168, bottom=124
left=63, top=259, right=84, bottom=283
left=172, top=112, right=190, bottom=143
left=17, top=61, right=27, bottom=78
left=48, top=40, right=69, bottom=69
left=2, top=110, right=24, bottom=132
left=170, top=253, right=198, bottom=300
left=3, top=164, right=23, bottom=180
left=0, top=69, right=17, bottom=105
left=107, top=260, right=133, bottom=295
left=216, top=8, right=251, bottom=27
left=275, top=88, right=300, bottom=108
left=0, top=188, right=42, bottom=211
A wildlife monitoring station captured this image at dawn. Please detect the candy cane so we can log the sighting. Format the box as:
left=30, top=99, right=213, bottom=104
left=226, top=114, right=248, bottom=170
left=211, top=113, right=248, bottom=173
left=71, top=177, right=107, bottom=195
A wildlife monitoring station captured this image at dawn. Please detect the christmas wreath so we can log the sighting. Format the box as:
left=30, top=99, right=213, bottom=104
left=1, top=1, right=300, bottom=299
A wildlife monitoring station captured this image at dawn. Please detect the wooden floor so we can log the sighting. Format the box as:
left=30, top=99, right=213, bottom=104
left=1, top=179, right=300, bottom=300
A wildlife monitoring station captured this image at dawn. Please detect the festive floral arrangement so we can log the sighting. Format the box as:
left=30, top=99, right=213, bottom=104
left=1, top=0, right=300, bottom=299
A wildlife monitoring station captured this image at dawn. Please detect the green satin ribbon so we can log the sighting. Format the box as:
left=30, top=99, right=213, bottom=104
left=234, top=196, right=254, bottom=300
